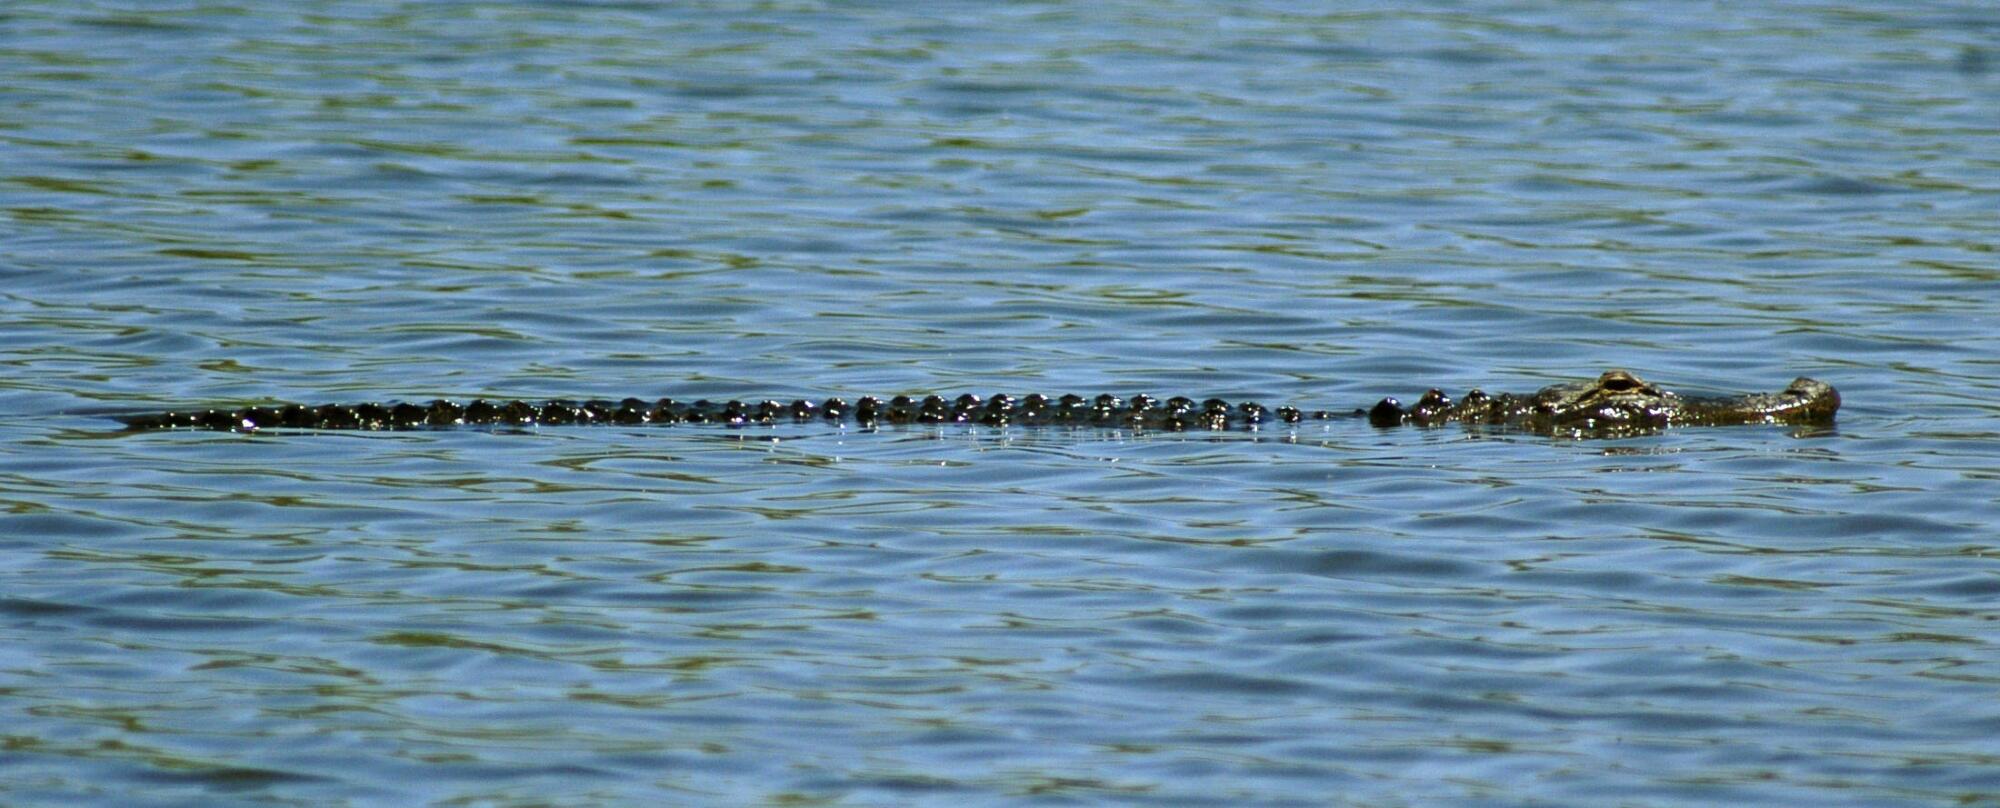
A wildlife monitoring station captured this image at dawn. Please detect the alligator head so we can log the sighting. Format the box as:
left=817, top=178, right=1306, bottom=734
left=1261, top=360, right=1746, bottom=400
left=1365, top=369, right=1839, bottom=437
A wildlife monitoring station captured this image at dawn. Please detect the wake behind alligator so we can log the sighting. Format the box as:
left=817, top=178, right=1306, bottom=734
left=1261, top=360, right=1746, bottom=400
left=113, top=370, right=1838, bottom=439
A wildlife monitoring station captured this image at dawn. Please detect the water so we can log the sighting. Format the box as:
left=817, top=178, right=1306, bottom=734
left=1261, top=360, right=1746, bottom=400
left=3, top=2, right=1999, bottom=805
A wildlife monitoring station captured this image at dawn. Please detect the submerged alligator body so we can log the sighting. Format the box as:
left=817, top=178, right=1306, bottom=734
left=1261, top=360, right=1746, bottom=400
left=114, top=370, right=1838, bottom=438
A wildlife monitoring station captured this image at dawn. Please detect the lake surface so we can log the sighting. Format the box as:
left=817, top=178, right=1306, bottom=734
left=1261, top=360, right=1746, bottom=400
left=4, top=2, right=1999, bottom=805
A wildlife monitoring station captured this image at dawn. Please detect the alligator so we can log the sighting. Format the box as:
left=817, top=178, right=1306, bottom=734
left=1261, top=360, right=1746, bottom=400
left=109, top=370, right=1839, bottom=438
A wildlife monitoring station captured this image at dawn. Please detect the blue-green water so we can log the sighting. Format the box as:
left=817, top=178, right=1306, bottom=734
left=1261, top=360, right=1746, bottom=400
left=4, top=2, right=1999, bottom=805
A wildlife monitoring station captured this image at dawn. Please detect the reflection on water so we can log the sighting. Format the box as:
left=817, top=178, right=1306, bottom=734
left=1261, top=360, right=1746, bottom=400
left=3, top=1, right=1999, bottom=805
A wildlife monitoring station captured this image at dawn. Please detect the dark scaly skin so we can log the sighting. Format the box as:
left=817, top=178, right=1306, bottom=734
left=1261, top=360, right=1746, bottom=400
left=113, top=370, right=1838, bottom=438
left=115, top=393, right=1288, bottom=432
